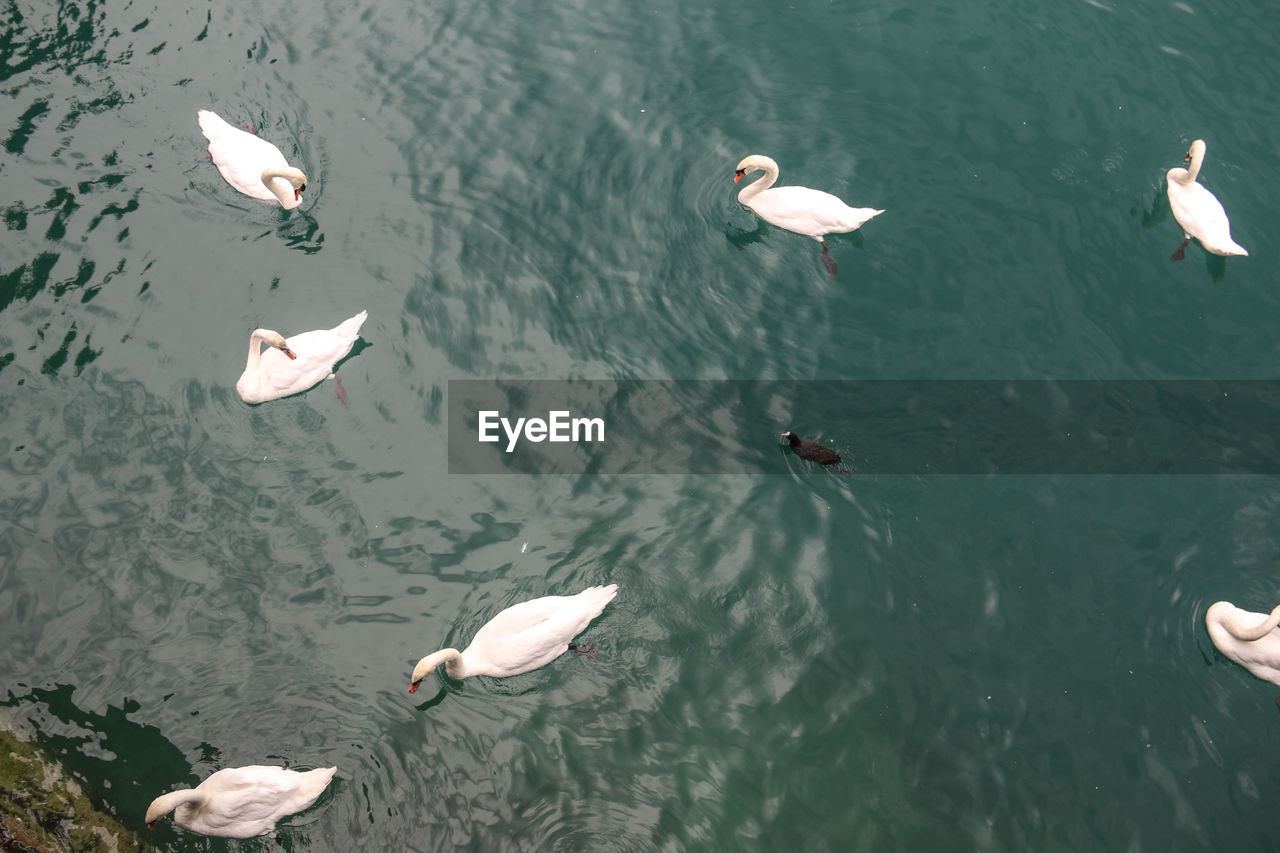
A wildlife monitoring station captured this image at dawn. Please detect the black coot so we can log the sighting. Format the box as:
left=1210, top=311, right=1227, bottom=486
left=781, top=431, right=841, bottom=466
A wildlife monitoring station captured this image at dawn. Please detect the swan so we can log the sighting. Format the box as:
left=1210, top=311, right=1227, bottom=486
left=409, top=584, right=619, bottom=692
left=1206, top=601, right=1280, bottom=687
left=236, top=310, right=368, bottom=404
left=197, top=109, right=308, bottom=209
left=734, top=154, right=883, bottom=278
left=1166, top=139, right=1248, bottom=260
left=145, top=765, right=336, bottom=838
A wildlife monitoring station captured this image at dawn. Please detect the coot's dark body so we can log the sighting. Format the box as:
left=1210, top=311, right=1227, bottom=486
left=782, top=431, right=841, bottom=466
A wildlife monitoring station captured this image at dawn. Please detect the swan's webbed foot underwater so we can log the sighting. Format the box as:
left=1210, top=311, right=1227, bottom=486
left=1170, top=237, right=1189, bottom=261
left=569, top=642, right=598, bottom=659
left=334, top=374, right=349, bottom=409
left=820, top=241, right=838, bottom=279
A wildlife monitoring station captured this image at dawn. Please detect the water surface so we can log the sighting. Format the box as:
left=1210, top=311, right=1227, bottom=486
left=2, top=0, right=1280, bottom=849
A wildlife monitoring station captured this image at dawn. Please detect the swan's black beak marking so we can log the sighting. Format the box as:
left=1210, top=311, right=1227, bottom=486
left=295, top=184, right=305, bottom=199
left=734, top=169, right=745, bottom=184
left=147, top=821, right=157, bottom=831
left=1184, top=152, right=1192, bottom=163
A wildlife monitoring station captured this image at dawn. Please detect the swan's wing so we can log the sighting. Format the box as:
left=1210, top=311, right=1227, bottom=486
left=467, top=589, right=617, bottom=676
left=1168, top=181, right=1232, bottom=241
left=243, top=326, right=360, bottom=402
left=473, top=596, right=567, bottom=640
left=251, top=328, right=359, bottom=399
left=255, top=347, right=332, bottom=397
left=750, top=186, right=866, bottom=238
left=205, top=766, right=307, bottom=799
left=201, top=119, right=291, bottom=169
left=285, top=329, right=358, bottom=369
left=465, top=596, right=586, bottom=674
left=182, top=767, right=307, bottom=837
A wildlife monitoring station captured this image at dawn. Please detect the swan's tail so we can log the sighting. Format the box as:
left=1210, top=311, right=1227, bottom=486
left=845, top=207, right=885, bottom=231
left=577, top=584, right=619, bottom=617
left=196, top=109, right=235, bottom=142
left=1223, top=239, right=1249, bottom=257
left=334, top=310, right=368, bottom=341
left=293, top=766, right=338, bottom=809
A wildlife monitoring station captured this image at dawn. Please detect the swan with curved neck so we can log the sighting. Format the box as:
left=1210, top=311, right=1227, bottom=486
left=197, top=109, right=309, bottom=209
left=734, top=154, right=884, bottom=278
left=1206, top=601, right=1280, bottom=687
left=409, top=584, right=618, bottom=692
left=1165, top=139, right=1248, bottom=260
left=145, top=765, right=336, bottom=838
left=236, top=310, right=368, bottom=404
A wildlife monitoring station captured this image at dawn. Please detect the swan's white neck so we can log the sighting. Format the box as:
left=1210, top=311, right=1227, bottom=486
left=246, top=329, right=276, bottom=373
left=1215, top=603, right=1280, bottom=642
left=149, top=788, right=205, bottom=822
left=737, top=160, right=779, bottom=205
left=1174, top=146, right=1205, bottom=187
left=260, top=167, right=304, bottom=207
left=416, top=648, right=467, bottom=680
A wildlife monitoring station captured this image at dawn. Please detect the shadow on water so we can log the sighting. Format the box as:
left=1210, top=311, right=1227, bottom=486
left=1202, top=252, right=1227, bottom=284
left=1137, top=184, right=1168, bottom=232
left=334, top=337, right=372, bottom=370
left=725, top=219, right=770, bottom=248
left=412, top=686, right=450, bottom=712
left=278, top=211, right=325, bottom=255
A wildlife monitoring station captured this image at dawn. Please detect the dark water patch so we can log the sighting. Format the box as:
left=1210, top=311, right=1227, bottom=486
left=1, top=684, right=192, bottom=839
left=3, top=98, right=49, bottom=154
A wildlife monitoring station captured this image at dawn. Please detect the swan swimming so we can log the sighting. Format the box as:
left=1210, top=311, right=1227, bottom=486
left=734, top=154, right=883, bottom=278
left=145, top=765, right=336, bottom=838
left=236, top=310, right=368, bottom=404
left=409, top=584, right=619, bottom=692
left=1166, top=139, right=1248, bottom=260
left=197, top=109, right=308, bottom=210
left=1205, top=600, right=1280, bottom=687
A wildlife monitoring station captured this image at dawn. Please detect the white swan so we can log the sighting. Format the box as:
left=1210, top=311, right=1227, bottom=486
left=1166, top=139, right=1248, bottom=260
left=236, top=310, right=368, bottom=404
left=1205, top=601, right=1280, bottom=687
left=145, top=765, right=336, bottom=838
left=734, top=154, right=884, bottom=277
left=409, top=584, right=619, bottom=692
left=197, top=109, right=308, bottom=210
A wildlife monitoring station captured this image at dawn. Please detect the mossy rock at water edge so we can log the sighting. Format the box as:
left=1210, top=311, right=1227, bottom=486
left=0, top=727, right=141, bottom=853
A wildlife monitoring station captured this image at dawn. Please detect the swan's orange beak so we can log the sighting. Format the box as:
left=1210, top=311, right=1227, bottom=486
left=733, top=169, right=745, bottom=183
left=408, top=680, right=420, bottom=694
left=147, top=821, right=157, bottom=831
left=280, top=346, right=298, bottom=360
left=1184, top=152, right=1192, bottom=163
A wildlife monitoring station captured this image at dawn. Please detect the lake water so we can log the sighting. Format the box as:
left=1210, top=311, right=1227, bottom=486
left=2, top=0, right=1280, bottom=849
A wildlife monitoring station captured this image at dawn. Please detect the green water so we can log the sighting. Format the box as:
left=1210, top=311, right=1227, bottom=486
left=2, top=0, right=1279, bottom=849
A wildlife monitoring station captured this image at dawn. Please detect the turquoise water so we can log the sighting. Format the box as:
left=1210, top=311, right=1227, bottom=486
left=2, top=0, right=1280, bottom=849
